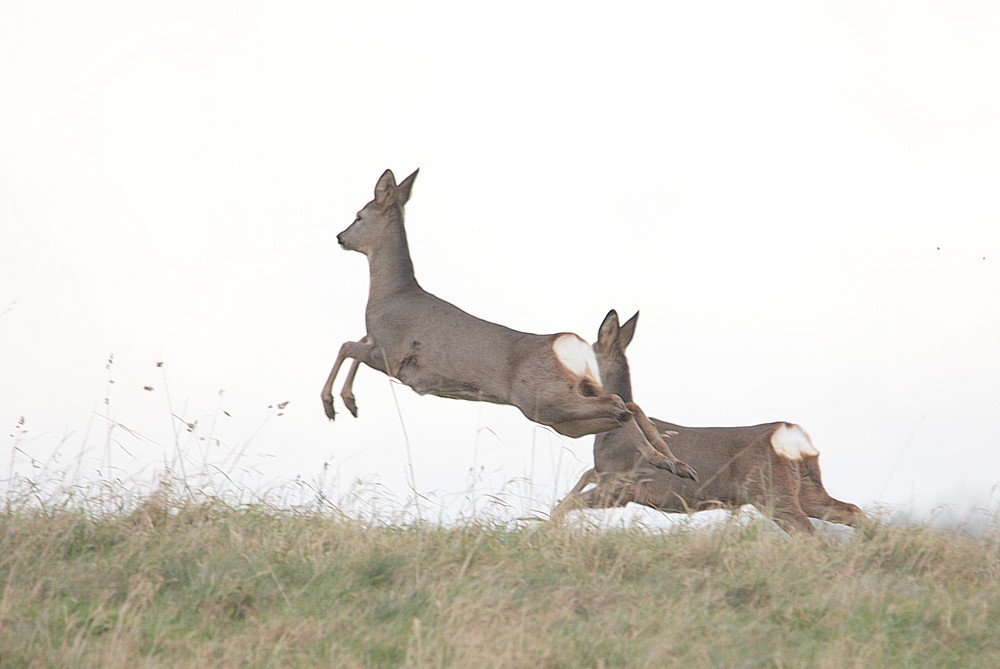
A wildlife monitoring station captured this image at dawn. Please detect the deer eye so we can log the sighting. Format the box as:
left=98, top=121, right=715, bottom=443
left=354, top=215, right=362, bottom=223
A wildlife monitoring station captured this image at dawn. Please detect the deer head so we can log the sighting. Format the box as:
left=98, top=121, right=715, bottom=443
left=337, top=168, right=419, bottom=255
left=594, top=309, right=639, bottom=404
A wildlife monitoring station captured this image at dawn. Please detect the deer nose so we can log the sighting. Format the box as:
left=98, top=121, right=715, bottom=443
left=336, top=232, right=345, bottom=245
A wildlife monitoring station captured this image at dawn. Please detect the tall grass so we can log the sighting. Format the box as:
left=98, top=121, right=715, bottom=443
left=4, top=368, right=998, bottom=667
left=1, top=480, right=998, bottom=668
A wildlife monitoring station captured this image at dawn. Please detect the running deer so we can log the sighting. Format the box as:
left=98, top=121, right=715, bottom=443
left=320, top=169, right=697, bottom=479
left=550, top=310, right=863, bottom=534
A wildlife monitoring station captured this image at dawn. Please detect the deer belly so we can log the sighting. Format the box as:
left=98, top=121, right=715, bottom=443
left=394, top=349, right=507, bottom=404
left=408, top=375, right=506, bottom=404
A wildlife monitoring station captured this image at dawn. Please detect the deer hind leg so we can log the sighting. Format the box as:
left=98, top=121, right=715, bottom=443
left=625, top=402, right=698, bottom=481
left=745, top=460, right=816, bottom=535
left=769, top=503, right=818, bottom=535
left=541, top=393, right=632, bottom=438
left=798, top=486, right=863, bottom=527
left=748, top=485, right=816, bottom=534
left=321, top=336, right=378, bottom=420
left=796, top=457, right=864, bottom=526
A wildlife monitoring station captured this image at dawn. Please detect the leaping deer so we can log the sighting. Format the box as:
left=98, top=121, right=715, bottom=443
left=551, top=310, right=863, bottom=534
left=320, top=169, right=697, bottom=480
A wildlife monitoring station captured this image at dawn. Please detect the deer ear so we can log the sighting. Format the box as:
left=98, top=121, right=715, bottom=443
left=597, top=309, right=620, bottom=346
left=619, top=311, right=639, bottom=350
left=395, top=168, right=419, bottom=206
left=375, top=169, right=397, bottom=206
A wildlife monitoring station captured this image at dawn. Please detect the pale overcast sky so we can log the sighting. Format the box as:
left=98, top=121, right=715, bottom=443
left=2, top=1, right=998, bottom=524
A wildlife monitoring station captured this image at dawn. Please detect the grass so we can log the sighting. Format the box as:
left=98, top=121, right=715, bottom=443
left=4, top=369, right=998, bottom=667
left=1, top=484, right=999, bottom=669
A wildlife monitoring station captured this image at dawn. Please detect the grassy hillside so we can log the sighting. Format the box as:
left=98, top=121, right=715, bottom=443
left=1, top=490, right=998, bottom=668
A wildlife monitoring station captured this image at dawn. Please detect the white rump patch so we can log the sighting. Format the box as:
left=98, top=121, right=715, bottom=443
left=770, top=423, right=820, bottom=461
left=553, top=334, right=602, bottom=384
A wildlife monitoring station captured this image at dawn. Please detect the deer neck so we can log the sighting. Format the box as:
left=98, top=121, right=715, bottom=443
left=366, top=224, right=420, bottom=300
left=600, top=357, right=634, bottom=404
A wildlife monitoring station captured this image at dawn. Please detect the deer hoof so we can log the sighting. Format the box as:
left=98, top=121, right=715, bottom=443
left=322, top=397, right=336, bottom=421
left=675, top=462, right=699, bottom=482
left=343, top=395, right=358, bottom=418
left=649, top=454, right=677, bottom=474
left=608, top=396, right=630, bottom=417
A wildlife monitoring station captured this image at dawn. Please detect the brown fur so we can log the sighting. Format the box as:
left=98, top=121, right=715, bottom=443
left=320, top=171, right=697, bottom=478
left=551, top=310, right=863, bottom=534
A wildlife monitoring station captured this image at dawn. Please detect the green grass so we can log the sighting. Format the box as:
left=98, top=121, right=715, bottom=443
left=1, top=489, right=998, bottom=668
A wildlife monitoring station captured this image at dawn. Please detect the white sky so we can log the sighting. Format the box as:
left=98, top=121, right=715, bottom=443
left=2, top=1, right=999, bottom=523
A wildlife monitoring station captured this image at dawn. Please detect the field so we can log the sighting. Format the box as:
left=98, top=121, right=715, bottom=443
left=2, top=483, right=999, bottom=669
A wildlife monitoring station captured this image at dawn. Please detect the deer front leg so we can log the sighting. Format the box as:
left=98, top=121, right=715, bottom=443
left=617, top=419, right=680, bottom=475
left=550, top=469, right=598, bottom=523
left=339, top=358, right=362, bottom=417
left=321, top=337, right=375, bottom=420
left=565, top=468, right=599, bottom=497
left=550, top=472, right=637, bottom=523
left=546, top=395, right=696, bottom=480
left=625, top=402, right=699, bottom=481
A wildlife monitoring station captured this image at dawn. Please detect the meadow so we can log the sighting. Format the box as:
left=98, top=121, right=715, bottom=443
left=1, top=478, right=998, bottom=669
